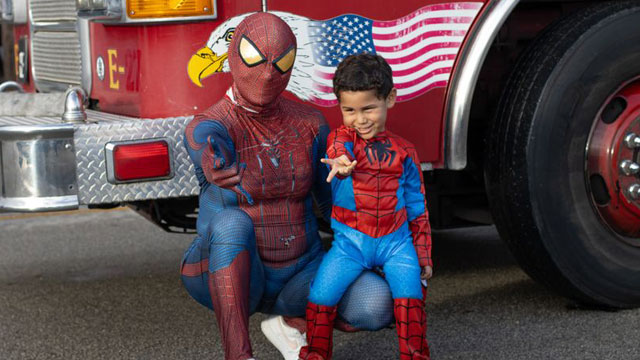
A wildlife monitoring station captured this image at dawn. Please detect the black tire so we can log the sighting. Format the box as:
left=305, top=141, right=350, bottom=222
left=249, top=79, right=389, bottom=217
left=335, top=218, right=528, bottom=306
left=485, top=1, right=640, bottom=308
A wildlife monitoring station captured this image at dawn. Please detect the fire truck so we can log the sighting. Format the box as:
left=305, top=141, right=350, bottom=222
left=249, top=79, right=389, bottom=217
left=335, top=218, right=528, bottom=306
left=0, top=0, right=639, bottom=308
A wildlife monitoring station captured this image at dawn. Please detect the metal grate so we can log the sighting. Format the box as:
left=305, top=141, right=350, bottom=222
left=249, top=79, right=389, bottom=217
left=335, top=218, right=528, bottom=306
left=29, top=0, right=77, bottom=22
left=32, top=31, right=82, bottom=85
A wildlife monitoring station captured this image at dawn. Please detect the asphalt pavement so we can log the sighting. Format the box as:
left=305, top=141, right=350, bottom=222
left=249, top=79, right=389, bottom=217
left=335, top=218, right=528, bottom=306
left=0, top=207, right=639, bottom=359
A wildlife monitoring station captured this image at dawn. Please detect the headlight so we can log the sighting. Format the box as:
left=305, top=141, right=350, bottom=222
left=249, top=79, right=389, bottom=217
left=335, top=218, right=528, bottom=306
left=76, top=0, right=91, bottom=11
left=77, top=0, right=121, bottom=20
left=90, top=0, right=106, bottom=10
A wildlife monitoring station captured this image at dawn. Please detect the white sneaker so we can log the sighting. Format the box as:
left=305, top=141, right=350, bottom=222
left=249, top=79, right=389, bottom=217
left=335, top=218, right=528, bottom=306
left=261, top=315, right=307, bottom=360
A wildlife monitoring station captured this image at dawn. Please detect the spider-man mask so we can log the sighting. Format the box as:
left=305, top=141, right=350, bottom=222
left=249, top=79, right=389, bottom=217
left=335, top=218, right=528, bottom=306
left=228, top=12, right=297, bottom=110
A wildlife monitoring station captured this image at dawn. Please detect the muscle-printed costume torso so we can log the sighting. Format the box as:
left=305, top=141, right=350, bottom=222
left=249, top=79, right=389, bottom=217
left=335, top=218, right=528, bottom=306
left=180, top=13, right=398, bottom=360
left=326, top=125, right=432, bottom=267
left=185, top=90, right=327, bottom=268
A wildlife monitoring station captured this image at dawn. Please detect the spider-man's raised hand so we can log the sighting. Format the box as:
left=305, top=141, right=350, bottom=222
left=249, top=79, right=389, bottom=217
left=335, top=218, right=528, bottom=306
left=203, top=134, right=253, bottom=204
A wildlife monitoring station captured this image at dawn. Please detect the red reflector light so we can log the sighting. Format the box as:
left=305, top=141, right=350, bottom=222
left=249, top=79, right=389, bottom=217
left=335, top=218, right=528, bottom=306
left=112, top=141, right=171, bottom=181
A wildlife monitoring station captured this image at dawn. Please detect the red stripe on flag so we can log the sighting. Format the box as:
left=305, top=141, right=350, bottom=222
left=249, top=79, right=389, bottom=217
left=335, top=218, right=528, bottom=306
left=313, top=82, right=333, bottom=94
left=391, top=54, right=457, bottom=77
left=396, top=80, right=449, bottom=101
left=372, top=17, right=475, bottom=41
left=314, top=71, right=334, bottom=80
left=394, top=67, right=452, bottom=89
left=374, top=32, right=464, bottom=52
left=378, top=42, right=461, bottom=65
left=372, top=2, right=483, bottom=28
left=310, top=97, right=338, bottom=107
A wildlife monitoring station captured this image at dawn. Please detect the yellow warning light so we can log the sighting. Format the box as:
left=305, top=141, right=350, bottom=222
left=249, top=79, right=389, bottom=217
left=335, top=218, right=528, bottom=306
left=127, top=0, right=214, bottom=19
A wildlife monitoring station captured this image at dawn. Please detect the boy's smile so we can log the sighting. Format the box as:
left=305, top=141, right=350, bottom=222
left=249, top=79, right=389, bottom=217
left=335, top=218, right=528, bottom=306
left=339, top=88, right=397, bottom=140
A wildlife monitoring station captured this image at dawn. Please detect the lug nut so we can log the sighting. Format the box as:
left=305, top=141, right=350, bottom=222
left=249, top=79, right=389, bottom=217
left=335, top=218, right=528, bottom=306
left=624, top=133, right=640, bottom=148
left=629, top=184, right=640, bottom=200
left=620, top=160, right=640, bottom=176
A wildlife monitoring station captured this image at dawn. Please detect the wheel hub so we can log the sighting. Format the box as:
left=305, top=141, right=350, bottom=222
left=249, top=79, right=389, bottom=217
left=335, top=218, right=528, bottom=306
left=587, top=81, right=640, bottom=239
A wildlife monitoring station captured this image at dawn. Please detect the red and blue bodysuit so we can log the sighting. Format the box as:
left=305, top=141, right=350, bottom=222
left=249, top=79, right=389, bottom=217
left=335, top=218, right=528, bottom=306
left=180, top=13, right=396, bottom=360
left=300, top=126, right=432, bottom=360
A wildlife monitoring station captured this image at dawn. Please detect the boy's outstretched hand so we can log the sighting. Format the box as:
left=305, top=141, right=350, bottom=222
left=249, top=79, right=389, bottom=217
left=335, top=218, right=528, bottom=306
left=320, top=155, right=357, bottom=182
left=421, top=265, right=433, bottom=280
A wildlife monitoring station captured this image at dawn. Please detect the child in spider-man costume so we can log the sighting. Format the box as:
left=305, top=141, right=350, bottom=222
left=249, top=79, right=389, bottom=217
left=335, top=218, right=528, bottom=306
left=299, top=54, right=433, bottom=360
left=180, top=13, right=397, bottom=360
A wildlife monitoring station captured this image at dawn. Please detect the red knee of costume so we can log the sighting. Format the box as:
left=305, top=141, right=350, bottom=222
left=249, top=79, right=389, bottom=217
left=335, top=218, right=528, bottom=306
left=299, top=302, right=337, bottom=360
left=394, top=298, right=430, bottom=360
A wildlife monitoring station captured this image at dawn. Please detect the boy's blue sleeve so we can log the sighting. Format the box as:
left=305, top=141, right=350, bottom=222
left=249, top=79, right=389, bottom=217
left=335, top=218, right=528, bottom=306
left=401, top=149, right=432, bottom=268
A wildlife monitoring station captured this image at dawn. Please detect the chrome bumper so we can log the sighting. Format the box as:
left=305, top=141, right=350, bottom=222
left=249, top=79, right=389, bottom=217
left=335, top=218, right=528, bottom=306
left=0, top=111, right=199, bottom=212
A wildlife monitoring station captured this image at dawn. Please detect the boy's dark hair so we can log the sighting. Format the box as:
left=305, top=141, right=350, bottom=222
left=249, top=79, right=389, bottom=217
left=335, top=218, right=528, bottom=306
left=332, top=53, right=394, bottom=101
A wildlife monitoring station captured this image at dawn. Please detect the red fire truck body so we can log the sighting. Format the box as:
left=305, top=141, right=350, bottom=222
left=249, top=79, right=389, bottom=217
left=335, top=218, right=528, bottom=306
left=87, top=0, right=451, bottom=167
left=1, top=0, right=640, bottom=308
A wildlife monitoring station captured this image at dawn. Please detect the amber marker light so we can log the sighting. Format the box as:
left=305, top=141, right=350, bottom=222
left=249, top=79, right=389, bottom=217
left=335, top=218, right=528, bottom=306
left=127, top=0, right=214, bottom=19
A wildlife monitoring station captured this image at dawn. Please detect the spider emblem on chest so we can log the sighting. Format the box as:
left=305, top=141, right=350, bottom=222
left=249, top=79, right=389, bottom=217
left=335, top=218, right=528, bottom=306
left=364, top=138, right=396, bottom=166
left=245, top=127, right=303, bottom=169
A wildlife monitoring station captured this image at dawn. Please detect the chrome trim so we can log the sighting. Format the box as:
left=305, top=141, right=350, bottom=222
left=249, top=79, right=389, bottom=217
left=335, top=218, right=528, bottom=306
left=624, top=133, right=640, bottom=148
left=104, top=138, right=175, bottom=184
left=31, top=80, right=76, bottom=93
left=30, top=22, right=77, bottom=31
left=10, top=0, right=27, bottom=24
left=62, top=87, right=87, bottom=123
left=0, top=123, right=73, bottom=140
left=0, top=115, right=61, bottom=126
left=443, top=0, right=519, bottom=170
left=2, top=0, right=13, bottom=21
left=78, top=18, right=92, bottom=95
left=620, top=160, right=640, bottom=176
left=0, top=195, right=78, bottom=211
left=0, top=81, right=24, bottom=92
left=0, top=124, right=78, bottom=212
left=262, top=0, right=267, bottom=12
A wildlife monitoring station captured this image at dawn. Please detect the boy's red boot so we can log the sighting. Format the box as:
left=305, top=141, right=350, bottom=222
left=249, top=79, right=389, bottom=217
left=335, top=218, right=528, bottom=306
left=394, top=298, right=431, bottom=360
left=298, top=302, right=337, bottom=360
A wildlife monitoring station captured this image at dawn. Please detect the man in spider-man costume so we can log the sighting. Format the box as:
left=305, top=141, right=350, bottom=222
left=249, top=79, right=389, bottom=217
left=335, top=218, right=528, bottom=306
left=180, top=13, right=394, bottom=360
left=299, top=54, right=432, bottom=360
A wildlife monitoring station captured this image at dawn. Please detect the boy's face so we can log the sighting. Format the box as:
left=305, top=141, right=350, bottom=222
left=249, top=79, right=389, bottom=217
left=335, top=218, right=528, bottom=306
left=338, top=88, right=397, bottom=140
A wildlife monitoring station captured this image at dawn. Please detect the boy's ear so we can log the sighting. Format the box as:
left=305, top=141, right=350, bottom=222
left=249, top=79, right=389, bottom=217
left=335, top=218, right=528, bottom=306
left=386, top=88, right=397, bottom=108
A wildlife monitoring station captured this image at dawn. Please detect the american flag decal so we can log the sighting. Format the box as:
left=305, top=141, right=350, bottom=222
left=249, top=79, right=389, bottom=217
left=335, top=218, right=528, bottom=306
left=307, top=2, right=483, bottom=106
left=191, top=2, right=484, bottom=107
